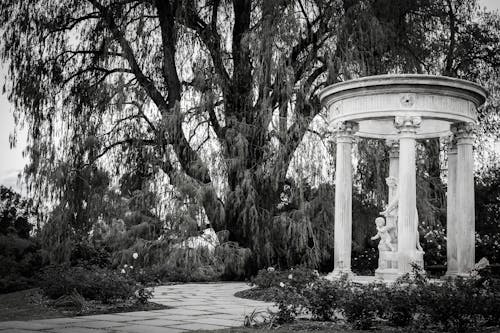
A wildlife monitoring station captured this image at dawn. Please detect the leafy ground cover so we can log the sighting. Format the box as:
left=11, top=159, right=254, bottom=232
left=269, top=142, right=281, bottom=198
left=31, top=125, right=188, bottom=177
left=0, top=288, right=167, bottom=321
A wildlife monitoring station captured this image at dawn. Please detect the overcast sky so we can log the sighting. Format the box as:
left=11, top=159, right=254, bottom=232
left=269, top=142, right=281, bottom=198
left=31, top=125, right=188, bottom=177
left=1, top=0, right=499, bottom=193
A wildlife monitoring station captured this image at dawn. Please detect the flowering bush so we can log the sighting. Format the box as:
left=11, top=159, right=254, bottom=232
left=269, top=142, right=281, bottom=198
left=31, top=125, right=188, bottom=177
left=39, top=264, right=151, bottom=304
left=271, top=285, right=307, bottom=324
left=302, top=277, right=348, bottom=321
left=476, top=232, right=500, bottom=263
left=352, top=247, right=378, bottom=275
left=420, top=221, right=447, bottom=266
left=265, top=265, right=500, bottom=331
left=339, top=282, right=386, bottom=330
left=251, top=266, right=319, bottom=290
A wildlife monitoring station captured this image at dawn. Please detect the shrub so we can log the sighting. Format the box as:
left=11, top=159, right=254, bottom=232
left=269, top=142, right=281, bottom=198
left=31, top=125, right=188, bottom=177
left=303, top=278, right=345, bottom=321
left=252, top=268, right=281, bottom=289
left=476, top=232, right=500, bottom=264
left=339, top=283, right=385, bottom=330
left=0, top=234, right=43, bottom=293
left=416, top=276, right=497, bottom=333
left=272, top=285, right=307, bottom=324
left=0, top=187, right=43, bottom=293
left=69, top=242, right=111, bottom=268
left=265, top=264, right=500, bottom=331
left=38, top=265, right=149, bottom=304
left=257, top=267, right=319, bottom=324
left=384, top=283, right=416, bottom=327
left=421, top=222, right=447, bottom=266
left=252, top=266, right=318, bottom=291
left=352, top=247, right=378, bottom=275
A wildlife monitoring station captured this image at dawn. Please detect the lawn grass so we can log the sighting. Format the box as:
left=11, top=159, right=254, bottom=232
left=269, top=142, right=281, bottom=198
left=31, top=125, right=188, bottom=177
left=0, top=288, right=65, bottom=321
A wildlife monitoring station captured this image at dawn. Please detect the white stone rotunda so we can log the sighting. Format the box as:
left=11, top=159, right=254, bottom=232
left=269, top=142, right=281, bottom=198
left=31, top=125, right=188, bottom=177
left=318, top=74, right=487, bottom=280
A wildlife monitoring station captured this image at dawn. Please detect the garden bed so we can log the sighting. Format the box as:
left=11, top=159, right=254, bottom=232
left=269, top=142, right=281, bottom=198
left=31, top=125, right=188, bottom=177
left=194, top=319, right=500, bottom=333
left=235, top=266, right=500, bottom=332
left=0, top=288, right=168, bottom=322
left=235, top=286, right=280, bottom=302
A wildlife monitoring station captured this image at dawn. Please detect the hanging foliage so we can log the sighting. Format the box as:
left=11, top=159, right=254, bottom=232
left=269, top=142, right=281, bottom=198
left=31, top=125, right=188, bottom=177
left=1, top=0, right=499, bottom=270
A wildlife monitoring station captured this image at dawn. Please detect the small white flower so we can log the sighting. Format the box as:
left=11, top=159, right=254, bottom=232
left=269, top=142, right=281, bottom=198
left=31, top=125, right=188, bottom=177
left=288, top=274, right=293, bottom=280
left=279, top=282, right=285, bottom=288
left=133, top=252, right=139, bottom=260
left=121, top=269, right=126, bottom=274
left=130, top=266, right=134, bottom=269
left=124, top=264, right=128, bottom=268
left=267, top=267, right=275, bottom=272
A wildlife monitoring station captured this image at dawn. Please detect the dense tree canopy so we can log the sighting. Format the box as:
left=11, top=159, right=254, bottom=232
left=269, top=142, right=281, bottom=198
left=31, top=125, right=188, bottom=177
left=1, top=0, right=499, bottom=269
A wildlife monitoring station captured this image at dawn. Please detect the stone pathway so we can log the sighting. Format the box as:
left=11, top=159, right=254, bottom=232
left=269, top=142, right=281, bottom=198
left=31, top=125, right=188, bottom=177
left=0, top=283, right=274, bottom=333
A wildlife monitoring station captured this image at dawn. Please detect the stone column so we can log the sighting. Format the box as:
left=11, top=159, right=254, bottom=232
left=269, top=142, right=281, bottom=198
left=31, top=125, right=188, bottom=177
left=394, top=116, right=421, bottom=274
left=451, top=122, right=476, bottom=275
left=444, top=135, right=458, bottom=277
left=330, top=121, right=358, bottom=278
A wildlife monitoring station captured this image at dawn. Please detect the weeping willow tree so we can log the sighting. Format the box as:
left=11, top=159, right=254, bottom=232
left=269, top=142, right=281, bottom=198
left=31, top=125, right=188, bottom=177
left=1, top=0, right=499, bottom=269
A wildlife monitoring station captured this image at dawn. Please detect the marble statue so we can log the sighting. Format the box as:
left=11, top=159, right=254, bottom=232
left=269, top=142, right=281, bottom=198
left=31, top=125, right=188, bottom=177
left=371, top=217, right=395, bottom=251
left=380, top=180, right=423, bottom=252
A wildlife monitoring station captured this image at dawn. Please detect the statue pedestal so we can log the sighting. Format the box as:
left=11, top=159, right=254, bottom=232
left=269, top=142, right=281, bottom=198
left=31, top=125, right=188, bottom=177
left=375, top=250, right=424, bottom=280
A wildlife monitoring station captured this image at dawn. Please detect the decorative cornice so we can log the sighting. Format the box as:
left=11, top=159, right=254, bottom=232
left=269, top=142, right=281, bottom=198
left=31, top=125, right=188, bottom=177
left=318, top=74, right=487, bottom=108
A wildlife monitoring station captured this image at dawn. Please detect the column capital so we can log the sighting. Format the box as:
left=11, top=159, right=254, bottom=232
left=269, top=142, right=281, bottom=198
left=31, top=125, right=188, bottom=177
left=334, top=121, right=359, bottom=143
left=442, top=135, right=458, bottom=154
left=385, top=176, right=398, bottom=189
left=394, top=116, right=422, bottom=135
left=386, top=139, right=400, bottom=158
left=451, top=122, right=475, bottom=145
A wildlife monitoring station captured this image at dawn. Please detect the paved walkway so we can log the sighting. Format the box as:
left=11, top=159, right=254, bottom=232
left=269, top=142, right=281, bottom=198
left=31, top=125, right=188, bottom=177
left=0, top=283, right=274, bottom=333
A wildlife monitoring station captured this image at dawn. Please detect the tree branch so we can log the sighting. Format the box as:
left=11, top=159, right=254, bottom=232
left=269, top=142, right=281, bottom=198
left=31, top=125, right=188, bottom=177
left=88, top=0, right=170, bottom=113
left=178, top=0, right=231, bottom=94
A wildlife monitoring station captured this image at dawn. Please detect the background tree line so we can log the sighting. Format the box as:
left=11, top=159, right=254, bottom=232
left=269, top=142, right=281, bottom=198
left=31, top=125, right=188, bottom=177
left=0, top=0, right=499, bottom=278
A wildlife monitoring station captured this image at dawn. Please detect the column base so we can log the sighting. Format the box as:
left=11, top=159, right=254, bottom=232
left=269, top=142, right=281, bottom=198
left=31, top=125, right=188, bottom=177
left=325, top=269, right=355, bottom=281
left=375, top=268, right=401, bottom=281
left=377, top=249, right=424, bottom=277
left=375, top=250, right=401, bottom=280
left=398, top=250, right=424, bottom=274
left=441, top=270, right=459, bottom=280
